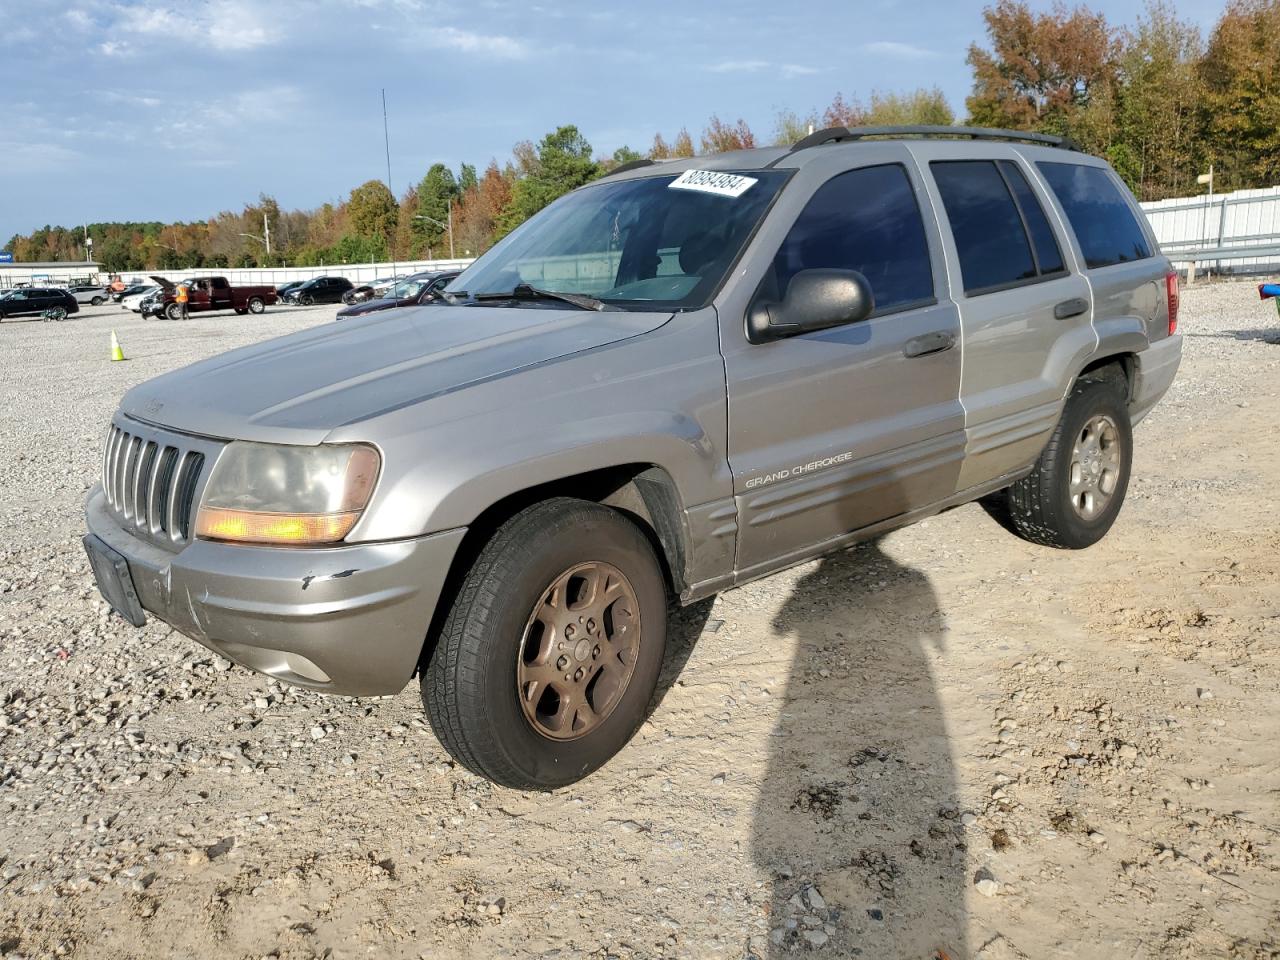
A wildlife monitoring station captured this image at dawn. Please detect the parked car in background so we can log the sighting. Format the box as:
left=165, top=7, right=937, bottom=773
left=121, top=285, right=161, bottom=312
left=142, top=276, right=278, bottom=319
left=336, top=271, right=461, bottom=320
left=284, top=276, right=355, bottom=305
left=341, top=275, right=403, bottom=305
left=68, top=285, right=111, bottom=306
left=275, top=280, right=307, bottom=300
left=112, top=283, right=153, bottom=304
left=0, top=287, right=79, bottom=321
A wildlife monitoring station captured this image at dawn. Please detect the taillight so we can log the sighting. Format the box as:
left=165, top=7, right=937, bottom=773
left=1165, top=271, right=1180, bottom=335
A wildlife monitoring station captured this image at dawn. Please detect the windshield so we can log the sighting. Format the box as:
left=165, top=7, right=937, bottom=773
left=450, top=169, right=789, bottom=311
left=390, top=278, right=427, bottom=299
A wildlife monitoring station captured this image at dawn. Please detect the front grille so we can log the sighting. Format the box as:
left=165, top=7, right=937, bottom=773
left=102, top=424, right=207, bottom=545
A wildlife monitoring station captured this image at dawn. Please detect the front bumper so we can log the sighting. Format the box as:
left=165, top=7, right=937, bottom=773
left=1130, top=333, right=1183, bottom=424
left=86, top=488, right=466, bottom=696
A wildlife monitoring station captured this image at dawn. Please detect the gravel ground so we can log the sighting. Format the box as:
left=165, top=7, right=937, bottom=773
left=1, top=287, right=1278, bottom=959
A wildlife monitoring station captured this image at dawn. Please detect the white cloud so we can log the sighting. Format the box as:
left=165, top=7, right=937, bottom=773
left=707, top=60, right=770, bottom=73
left=780, top=64, right=820, bottom=78
left=860, top=40, right=938, bottom=60
left=428, top=26, right=527, bottom=58
left=708, top=60, right=819, bottom=79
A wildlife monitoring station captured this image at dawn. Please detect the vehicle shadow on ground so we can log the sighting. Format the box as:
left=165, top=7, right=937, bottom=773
left=751, top=538, right=967, bottom=959
left=1186, top=328, right=1280, bottom=344
left=649, top=597, right=715, bottom=716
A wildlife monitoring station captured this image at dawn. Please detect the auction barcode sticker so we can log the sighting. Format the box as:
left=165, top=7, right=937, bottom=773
left=668, top=169, right=758, bottom=198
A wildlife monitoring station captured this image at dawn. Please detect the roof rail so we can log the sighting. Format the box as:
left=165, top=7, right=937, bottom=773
left=605, top=157, right=658, bottom=176
left=791, top=125, right=1081, bottom=153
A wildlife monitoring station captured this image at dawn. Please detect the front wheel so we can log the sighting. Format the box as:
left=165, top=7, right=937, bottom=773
left=423, top=498, right=668, bottom=790
left=165, top=302, right=182, bottom=321
left=247, top=297, right=265, bottom=314
left=91, top=296, right=104, bottom=306
left=1001, top=374, right=1133, bottom=549
left=300, top=294, right=314, bottom=306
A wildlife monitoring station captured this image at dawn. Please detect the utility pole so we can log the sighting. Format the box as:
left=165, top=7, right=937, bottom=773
left=263, top=213, right=271, bottom=258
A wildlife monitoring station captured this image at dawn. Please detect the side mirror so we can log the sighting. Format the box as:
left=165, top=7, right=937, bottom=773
left=746, top=268, right=874, bottom=344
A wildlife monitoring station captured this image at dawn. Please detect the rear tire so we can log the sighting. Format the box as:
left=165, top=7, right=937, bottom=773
left=247, top=297, right=265, bottom=314
left=423, top=498, right=667, bottom=790
left=1002, top=374, right=1132, bottom=549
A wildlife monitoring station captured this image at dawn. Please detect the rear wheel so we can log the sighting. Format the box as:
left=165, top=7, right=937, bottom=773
left=423, top=498, right=667, bottom=789
left=1001, top=375, right=1132, bottom=549
left=247, top=297, right=265, bottom=314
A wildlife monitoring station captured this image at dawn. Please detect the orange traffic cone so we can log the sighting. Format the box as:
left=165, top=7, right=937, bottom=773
left=110, top=330, right=125, bottom=362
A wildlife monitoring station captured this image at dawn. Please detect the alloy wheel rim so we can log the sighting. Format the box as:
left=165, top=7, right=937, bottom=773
left=516, top=561, right=641, bottom=741
left=1069, top=413, right=1121, bottom=519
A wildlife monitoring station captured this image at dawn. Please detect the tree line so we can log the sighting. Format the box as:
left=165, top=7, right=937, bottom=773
left=8, top=0, right=1277, bottom=272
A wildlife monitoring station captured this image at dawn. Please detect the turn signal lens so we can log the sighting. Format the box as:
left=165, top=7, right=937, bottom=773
left=195, top=442, right=380, bottom=545
left=1166, top=271, right=1180, bottom=335
left=195, top=508, right=361, bottom=544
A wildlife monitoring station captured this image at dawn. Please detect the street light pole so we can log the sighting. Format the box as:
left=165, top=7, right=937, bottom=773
left=415, top=205, right=454, bottom=260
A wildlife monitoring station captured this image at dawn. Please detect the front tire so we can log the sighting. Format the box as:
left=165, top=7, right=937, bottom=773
left=165, top=302, right=182, bottom=321
left=91, top=296, right=104, bottom=306
left=1002, top=374, right=1133, bottom=549
left=423, top=498, right=668, bottom=790
left=300, top=294, right=314, bottom=306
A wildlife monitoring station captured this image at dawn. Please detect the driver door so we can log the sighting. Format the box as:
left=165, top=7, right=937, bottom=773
left=720, top=159, right=966, bottom=578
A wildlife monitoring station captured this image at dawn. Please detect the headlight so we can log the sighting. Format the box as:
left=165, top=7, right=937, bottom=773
left=194, top=442, right=380, bottom=545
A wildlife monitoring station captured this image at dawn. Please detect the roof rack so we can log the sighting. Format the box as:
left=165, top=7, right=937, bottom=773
left=606, top=157, right=658, bottom=176
left=791, top=124, right=1081, bottom=153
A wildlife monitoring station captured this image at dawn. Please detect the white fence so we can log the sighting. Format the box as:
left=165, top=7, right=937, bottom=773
left=1140, top=186, right=1280, bottom=275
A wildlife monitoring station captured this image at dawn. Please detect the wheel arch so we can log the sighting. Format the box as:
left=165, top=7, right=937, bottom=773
left=1073, top=352, right=1136, bottom=402
left=413, top=463, right=690, bottom=678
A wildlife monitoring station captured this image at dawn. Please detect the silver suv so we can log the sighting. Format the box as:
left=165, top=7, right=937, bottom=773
left=84, top=126, right=1182, bottom=789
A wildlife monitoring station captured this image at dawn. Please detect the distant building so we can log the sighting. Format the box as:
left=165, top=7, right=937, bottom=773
left=0, top=261, right=105, bottom=288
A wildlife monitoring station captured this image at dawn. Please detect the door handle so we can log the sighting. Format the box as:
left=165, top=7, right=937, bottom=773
left=903, top=330, right=956, bottom=358
left=1054, top=297, right=1089, bottom=320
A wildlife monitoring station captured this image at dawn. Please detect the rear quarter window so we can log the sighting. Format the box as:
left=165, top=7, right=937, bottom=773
left=1036, top=162, right=1152, bottom=269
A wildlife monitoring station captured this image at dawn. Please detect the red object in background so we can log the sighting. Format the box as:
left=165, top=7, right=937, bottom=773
left=1166, top=271, right=1180, bottom=335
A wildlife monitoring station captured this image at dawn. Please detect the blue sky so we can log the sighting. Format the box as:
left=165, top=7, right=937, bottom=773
left=1, top=0, right=1229, bottom=244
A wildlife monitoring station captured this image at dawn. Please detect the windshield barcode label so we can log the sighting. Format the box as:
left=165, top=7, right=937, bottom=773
left=668, top=169, right=758, bottom=198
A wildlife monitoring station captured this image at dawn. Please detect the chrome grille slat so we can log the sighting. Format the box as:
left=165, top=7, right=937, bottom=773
left=107, top=428, right=126, bottom=507
left=121, top=436, right=142, bottom=520
left=135, top=441, right=159, bottom=531
left=166, top=451, right=191, bottom=541
left=100, top=421, right=212, bottom=548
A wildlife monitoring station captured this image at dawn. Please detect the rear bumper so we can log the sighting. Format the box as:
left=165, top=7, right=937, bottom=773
left=1131, top=333, right=1182, bottom=425
left=85, top=488, right=466, bottom=696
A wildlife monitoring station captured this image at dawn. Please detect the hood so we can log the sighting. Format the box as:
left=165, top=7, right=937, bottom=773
left=338, top=297, right=400, bottom=319
left=149, top=275, right=175, bottom=291
left=121, top=304, right=672, bottom=444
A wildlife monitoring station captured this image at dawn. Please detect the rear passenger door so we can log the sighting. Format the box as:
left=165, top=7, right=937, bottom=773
left=721, top=157, right=966, bottom=578
left=923, top=155, right=1095, bottom=489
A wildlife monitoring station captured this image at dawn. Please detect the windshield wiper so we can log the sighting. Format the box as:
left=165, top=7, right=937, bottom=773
left=472, top=283, right=611, bottom=311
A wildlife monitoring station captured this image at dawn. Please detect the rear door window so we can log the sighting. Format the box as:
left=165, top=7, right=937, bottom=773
left=1036, top=162, right=1152, bottom=268
left=931, top=160, right=1037, bottom=294
left=998, top=161, right=1065, bottom=275
left=766, top=163, right=934, bottom=314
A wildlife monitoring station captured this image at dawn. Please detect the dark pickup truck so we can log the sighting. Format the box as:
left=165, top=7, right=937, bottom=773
left=143, top=276, right=277, bottom=320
